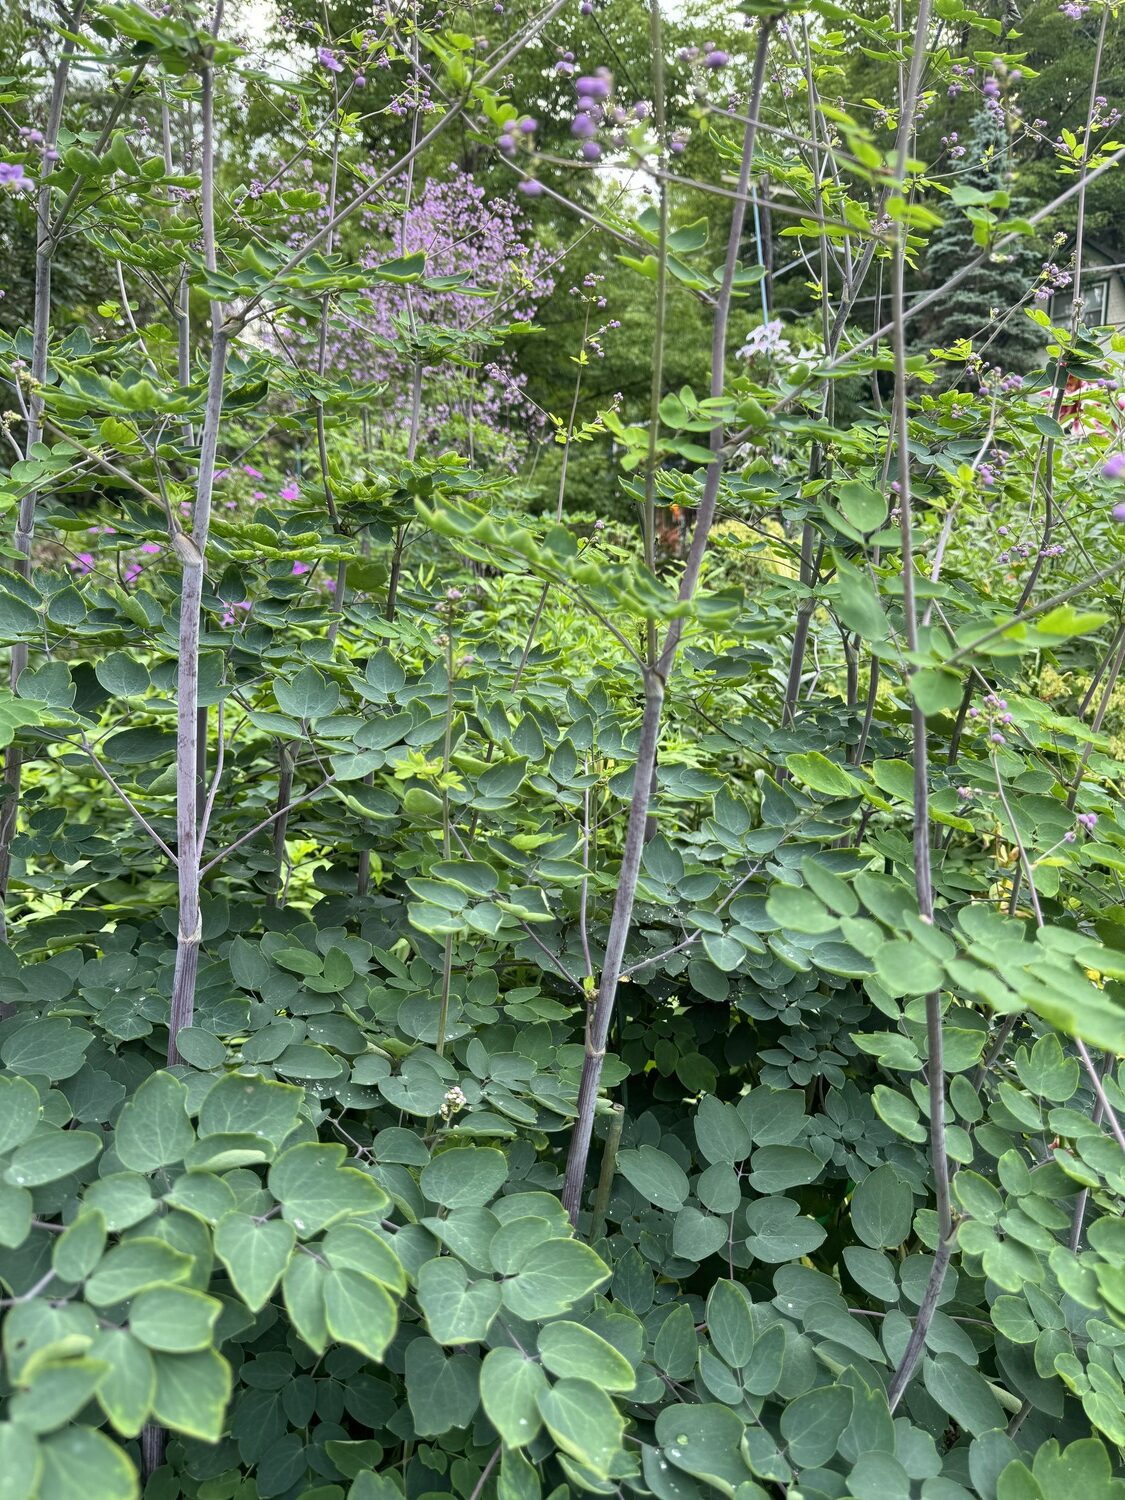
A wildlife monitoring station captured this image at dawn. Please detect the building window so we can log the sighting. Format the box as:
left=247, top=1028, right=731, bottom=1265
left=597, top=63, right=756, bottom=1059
left=1050, top=277, right=1109, bottom=326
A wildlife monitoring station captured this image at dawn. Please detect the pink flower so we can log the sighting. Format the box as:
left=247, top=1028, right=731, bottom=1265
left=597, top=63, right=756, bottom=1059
left=140, top=542, right=162, bottom=555
left=243, top=464, right=263, bottom=477
left=124, top=563, right=142, bottom=583
left=71, top=552, right=95, bottom=573
left=292, top=561, right=310, bottom=576
left=279, top=481, right=299, bottom=500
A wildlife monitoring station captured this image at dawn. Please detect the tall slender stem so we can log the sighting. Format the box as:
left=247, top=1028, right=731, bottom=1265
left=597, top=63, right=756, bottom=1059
left=882, top=0, right=954, bottom=1410
left=561, top=18, right=775, bottom=1226
left=169, top=19, right=228, bottom=1065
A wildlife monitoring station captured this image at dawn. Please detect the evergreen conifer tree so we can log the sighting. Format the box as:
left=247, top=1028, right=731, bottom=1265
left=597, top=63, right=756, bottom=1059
left=914, top=106, right=1043, bottom=379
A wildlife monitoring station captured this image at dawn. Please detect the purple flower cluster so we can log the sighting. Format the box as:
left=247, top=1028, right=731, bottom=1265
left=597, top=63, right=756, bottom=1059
left=940, top=131, right=965, bottom=160
left=265, top=165, right=554, bottom=468
left=1037, top=262, right=1072, bottom=302
left=678, top=42, right=728, bottom=70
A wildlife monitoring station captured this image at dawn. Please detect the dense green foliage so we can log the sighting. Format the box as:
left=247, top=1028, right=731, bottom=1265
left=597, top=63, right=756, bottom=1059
left=2, top=1, right=1125, bottom=1499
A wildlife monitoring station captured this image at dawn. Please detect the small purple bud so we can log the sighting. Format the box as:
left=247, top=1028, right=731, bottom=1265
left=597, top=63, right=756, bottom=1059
left=581, top=140, right=602, bottom=160
left=519, top=116, right=538, bottom=134
left=571, top=112, right=597, bottom=138
left=705, top=49, right=729, bottom=68
left=1103, top=452, right=1125, bottom=480
left=518, top=178, right=544, bottom=196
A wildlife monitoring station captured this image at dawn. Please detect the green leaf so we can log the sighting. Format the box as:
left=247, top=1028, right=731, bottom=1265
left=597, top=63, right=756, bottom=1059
left=114, top=1071, right=194, bottom=1173
left=672, top=1205, right=728, bottom=1261
left=538, top=1320, right=636, bottom=1392
left=694, top=1096, right=751, bottom=1165
left=275, top=664, right=340, bottom=719
left=214, top=1211, right=295, bottom=1312
left=0, top=1075, right=40, bottom=1153
left=323, top=1268, right=397, bottom=1361
left=10, top=1357, right=107, bottom=1433
left=94, top=652, right=149, bottom=698
left=4, top=1127, right=101, bottom=1187
left=1, top=1020, right=91, bottom=1080
left=837, top=480, right=887, bottom=533
left=268, top=1142, right=387, bottom=1236
left=911, top=668, right=963, bottom=715
left=745, top=1195, right=826, bottom=1262
left=52, top=1210, right=106, bottom=1282
left=481, top=1346, right=548, bottom=1447
left=654, top=1402, right=749, bottom=1493
left=747, top=1145, right=821, bottom=1193
left=404, top=1337, right=481, bottom=1436
left=538, top=1377, right=623, bottom=1478
left=953, top=1170, right=1003, bottom=1225
left=85, top=1238, right=194, bottom=1306
left=418, top=1257, right=501, bottom=1344
left=90, top=1330, right=154, bottom=1438
left=779, top=1385, right=853, bottom=1467
left=420, top=1146, right=508, bottom=1209
left=38, top=1427, right=138, bottom=1500
left=283, top=1252, right=327, bottom=1354
left=0, top=1420, right=42, bottom=1500
left=851, top=1165, right=914, bottom=1248
left=501, top=1237, right=610, bottom=1319
left=785, top=751, right=864, bottom=797
left=706, top=1280, right=754, bottom=1368
left=874, top=939, right=944, bottom=997
left=923, top=1352, right=1005, bottom=1435
left=617, top=1145, right=689, bottom=1210
left=321, top=1222, right=406, bottom=1293
left=128, top=1285, right=221, bottom=1352
left=0, top=1181, right=32, bottom=1249
left=151, top=1349, right=232, bottom=1442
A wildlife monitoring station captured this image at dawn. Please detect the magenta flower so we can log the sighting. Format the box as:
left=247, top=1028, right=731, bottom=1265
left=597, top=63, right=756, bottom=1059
left=279, top=481, right=299, bottom=500
left=318, top=47, right=343, bottom=73
left=140, top=542, right=162, bottom=555
left=71, top=552, right=95, bottom=573
left=292, top=561, right=310, bottom=576
left=243, top=464, right=263, bottom=477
